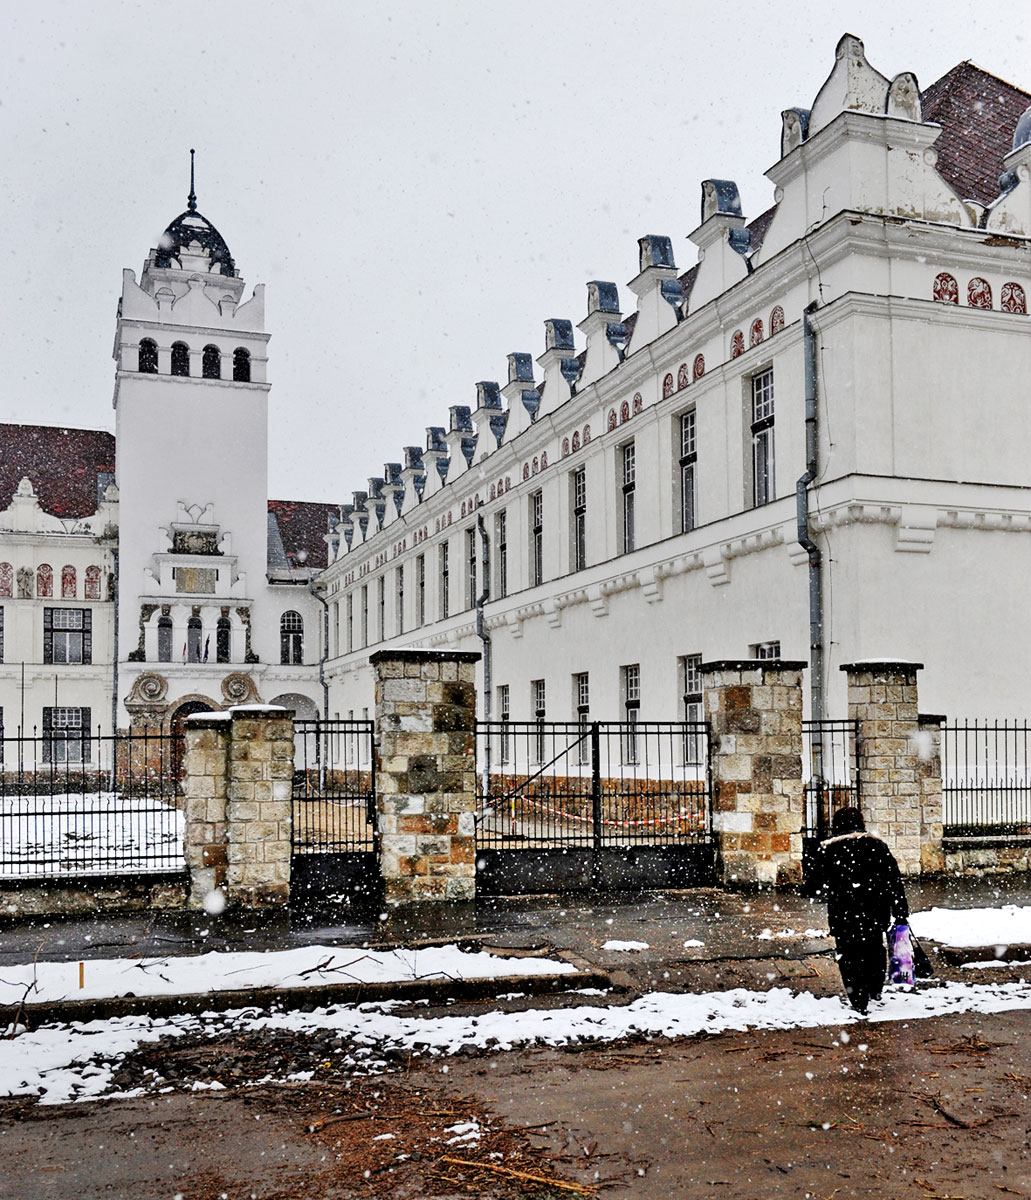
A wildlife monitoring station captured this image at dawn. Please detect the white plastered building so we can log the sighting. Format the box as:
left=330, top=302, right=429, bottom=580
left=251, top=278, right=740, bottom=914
left=318, top=36, right=1031, bottom=727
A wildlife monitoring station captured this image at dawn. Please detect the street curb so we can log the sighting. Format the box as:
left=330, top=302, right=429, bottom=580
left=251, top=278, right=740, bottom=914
left=0, top=969, right=617, bottom=1029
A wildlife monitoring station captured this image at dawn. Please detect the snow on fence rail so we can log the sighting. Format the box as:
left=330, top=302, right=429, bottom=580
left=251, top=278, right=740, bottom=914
left=0, top=730, right=185, bottom=879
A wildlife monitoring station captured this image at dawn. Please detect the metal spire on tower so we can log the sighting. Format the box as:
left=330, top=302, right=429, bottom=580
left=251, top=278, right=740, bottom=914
left=187, top=148, right=197, bottom=212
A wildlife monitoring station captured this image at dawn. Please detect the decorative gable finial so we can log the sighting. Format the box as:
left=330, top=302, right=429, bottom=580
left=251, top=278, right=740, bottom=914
left=188, top=148, right=197, bottom=213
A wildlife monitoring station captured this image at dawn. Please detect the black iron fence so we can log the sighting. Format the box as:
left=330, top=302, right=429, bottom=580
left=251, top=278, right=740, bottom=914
left=942, top=721, right=1031, bottom=835
left=291, top=719, right=376, bottom=854
left=0, top=726, right=183, bottom=878
left=802, top=719, right=859, bottom=840
left=475, top=720, right=711, bottom=850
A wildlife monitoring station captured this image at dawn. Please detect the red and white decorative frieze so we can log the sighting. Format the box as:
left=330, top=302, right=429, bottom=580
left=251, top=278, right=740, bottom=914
left=932, top=272, right=959, bottom=304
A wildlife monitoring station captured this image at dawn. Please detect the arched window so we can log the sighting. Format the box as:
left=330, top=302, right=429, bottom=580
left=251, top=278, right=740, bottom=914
left=216, top=616, right=231, bottom=664
left=0, top=562, right=12, bottom=597
left=186, top=616, right=202, bottom=663
left=171, top=342, right=190, bottom=376
left=157, top=616, right=173, bottom=663
left=37, top=564, right=53, bottom=598
left=967, top=278, right=992, bottom=309
left=932, top=272, right=959, bottom=304
left=280, top=611, right=303, bottom=665
left=61, top=565, right=76, bottom=598
left=84, top=566, right=102, bottom=600
left=233, top=347, right=251, bottom=382
left=202, top=344, right=221, bottom=379
left=138, top=338, right=158, bottom=373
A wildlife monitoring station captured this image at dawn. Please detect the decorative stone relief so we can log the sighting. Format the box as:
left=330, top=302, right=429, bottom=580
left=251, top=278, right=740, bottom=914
left=692, top=354, right=705, bottom=380
left=730, top=330, right=745, bottom=358
left=16, top=566, right=33, bottom=598
left=221, top=672, right=261, bottom=705
left=677, top=363, right=689, bottom=389
left=749, top=318, right=764, bottom=347
left=932, top=272, right=958, bottom=304
left=128, top=603, right=159, bottom=661
left=967, top=277, right=992, bottom=309
left=770, top=305, right=785, bottom=334
left=1001, top=282, right=1027, bottom=314
left=662, top=373, right=674, bottom=399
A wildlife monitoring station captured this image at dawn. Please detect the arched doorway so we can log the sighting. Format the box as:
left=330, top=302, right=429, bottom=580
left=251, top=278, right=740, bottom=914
left=169, top=699, right=218, bottom=791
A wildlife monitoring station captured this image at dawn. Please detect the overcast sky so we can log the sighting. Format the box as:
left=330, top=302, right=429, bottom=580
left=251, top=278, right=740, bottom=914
left=2, top=1, right=1026, bottom=504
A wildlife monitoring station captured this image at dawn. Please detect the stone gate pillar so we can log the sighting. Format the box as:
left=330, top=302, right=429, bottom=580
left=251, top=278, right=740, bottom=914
left=183, top=705, right=294, bottom=908
left=841, top=661, right=942, bottom=876
left=371, top=649, right=480, bottom=906
left=701, top=659, right=806, bottom=887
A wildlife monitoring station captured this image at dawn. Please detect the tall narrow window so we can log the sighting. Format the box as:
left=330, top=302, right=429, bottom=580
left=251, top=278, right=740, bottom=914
left=622, top=664, right=640, bottom=764
left=495, top=510, right=508, bottom=599
left=138, top=338, right=158, bottom=373
left=171, top=342, right=190, bottom=377
left=439, top=541, right=450, bottom=619
left=280, top=610, right=303, bottom=664
left=360, top=585, right=368, bottom=646
left=621, top=443, right=636, bottom=553
left=396, top=565, right=405, bottom=636
left=84, top=565, right=102, bottom=600
left=187, top=616, right=203, bottom=662
left=532, top=678, right=546, bottom=763
left=157, top=616, right=173, bottom=663
left=751, top=639, right=781, bottom=660
left=346, top=592, right=354, bottom=652
left=681, top=653, right=703, bottom=765
left=233, top=347, right=251, bottom=382
left=466, top=527, right=477, bottom=610
left=530, top=490, right=543, bottom=587
left=216, top=616, right=231, bottom=663
left=679, top=410, right=697, bottom=533
left=61, top=565, right=76, bottom=598
left=202, top=344, right=221, bottom=379
left=571, top=467, right=587, bottom=572
left=377, top=575, right=385, bottom=642
left=498, top=683, right=511, bottom=764
left=751, top=368, right=775, bottom=507
left=574, top=671, right=590, bottom=765
left=416, top=554, right=426, bottom=626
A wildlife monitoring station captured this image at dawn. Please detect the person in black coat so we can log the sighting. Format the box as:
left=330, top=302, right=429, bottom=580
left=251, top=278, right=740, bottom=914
left=814, top=806, right=909, bottom=1014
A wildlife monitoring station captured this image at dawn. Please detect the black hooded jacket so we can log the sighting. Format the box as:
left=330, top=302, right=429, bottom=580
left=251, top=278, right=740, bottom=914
left=814, top=832, right=909, bottom=938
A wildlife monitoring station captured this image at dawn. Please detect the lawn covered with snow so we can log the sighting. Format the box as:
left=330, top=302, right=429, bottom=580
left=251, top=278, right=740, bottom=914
left=909, top=904, right=1031, bottom=947
left=0, top=944, right=576, bottom=1007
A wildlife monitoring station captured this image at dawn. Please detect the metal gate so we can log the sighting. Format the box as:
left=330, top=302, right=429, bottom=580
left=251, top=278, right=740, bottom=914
left=475, top=720, right=714, bottom=895
left=801, top=718, right=859, bottom=884
left=291, top=719, right=378, bottom=906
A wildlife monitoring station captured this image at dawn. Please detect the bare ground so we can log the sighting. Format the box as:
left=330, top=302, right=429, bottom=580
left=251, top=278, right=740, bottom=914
left=3, top=1005, right=1031, bottom=1199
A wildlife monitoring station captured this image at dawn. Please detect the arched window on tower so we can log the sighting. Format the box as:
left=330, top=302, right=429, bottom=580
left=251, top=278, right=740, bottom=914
left=61, top=565, right=76, bottom=598
left=280, top=611, right=303, bottom=665
left=157, top=616, right=173, bottom=663
left=233, top=347, right=251, bottom=382
left=37, top=564, right=53, bottom=598
left=202, top=344, right=221, bottom=379
left=216, top=616, right=231, bottom=663
left=171, top=342, right=190, bottom=377
left=186, top=616, right=202, bottom=663
left=138, top=338, right=158, bottom=374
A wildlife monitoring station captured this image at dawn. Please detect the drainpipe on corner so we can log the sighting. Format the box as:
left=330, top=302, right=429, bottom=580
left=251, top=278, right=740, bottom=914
left=475, top=511, right=491, bottom=795
left=796, top=301, right=824, bottom=725
left=308, top=577, right=331, bottom=722
left=111, top=547, right=120, bottom=738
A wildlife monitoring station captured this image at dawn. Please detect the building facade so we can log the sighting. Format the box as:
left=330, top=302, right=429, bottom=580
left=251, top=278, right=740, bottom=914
left=318, top=36, right=1031, bottom=729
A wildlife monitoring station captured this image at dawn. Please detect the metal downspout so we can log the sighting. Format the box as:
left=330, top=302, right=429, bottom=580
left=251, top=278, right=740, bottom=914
left=111, top=548, right=119, bottom=738
left=796, top=301, right=824, bottom=724
left=475, top=512, right=491, bottom=796
left=308, top=577, right=331, bottom=722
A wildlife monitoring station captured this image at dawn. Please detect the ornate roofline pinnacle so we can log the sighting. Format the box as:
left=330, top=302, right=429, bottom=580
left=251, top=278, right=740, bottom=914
left=188, top=148, right=197, bottom=213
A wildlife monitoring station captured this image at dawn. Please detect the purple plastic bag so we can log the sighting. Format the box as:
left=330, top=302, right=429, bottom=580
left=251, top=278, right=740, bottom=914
left=889, top=923, right=915, bottom=986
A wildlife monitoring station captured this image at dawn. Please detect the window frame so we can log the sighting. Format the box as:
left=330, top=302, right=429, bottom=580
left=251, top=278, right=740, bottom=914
left=571, top=466, right=587, bottom=572
left=529, top=489, right=543, bottom=587
left=280, top=610, right=304, bottom=665
left=750, top=367, right=775, bottom=507
left=620, top=441, right=636, bottom=553
left=43, top=607, right=92, bottom=665
left=679, top=408, right=697, bottom=533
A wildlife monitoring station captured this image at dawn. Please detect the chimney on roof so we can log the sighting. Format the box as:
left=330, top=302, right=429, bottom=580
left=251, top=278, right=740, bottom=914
left=627, top=235, right=682, bottom=349
left=577, top=281, right=623, bottom=388
left=444, top=406, right=475, bottom=482
left=422, top=427, right=450, bottom=495
left=535, top=318, right=579, bottom=414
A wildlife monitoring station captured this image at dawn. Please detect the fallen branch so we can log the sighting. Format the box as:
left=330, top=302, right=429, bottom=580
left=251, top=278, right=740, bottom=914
left=440, top=1156, right=595, bottom=1195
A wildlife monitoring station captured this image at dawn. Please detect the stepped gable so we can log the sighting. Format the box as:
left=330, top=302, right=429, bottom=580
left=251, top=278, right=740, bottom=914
left=267, top=499, right=338, bottom=569
left=0, top=424, right=115, bottom=518
left=923, top=61, right=1031, bottom=205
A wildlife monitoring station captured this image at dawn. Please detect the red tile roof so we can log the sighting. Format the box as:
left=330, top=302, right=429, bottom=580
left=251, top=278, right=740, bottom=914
left=0, top=424, right=115, bottom=518
left=922, top=62, right=1030, bottom=205
left=268, top=499, right=338, bottom=569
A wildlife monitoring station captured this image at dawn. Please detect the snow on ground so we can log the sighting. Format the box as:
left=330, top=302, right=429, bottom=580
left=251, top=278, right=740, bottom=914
left=0, top=944, right=575, bottom=1007
left=910, top=905, right=1031, bottom=947
left=757, top=927, right=828, bottom=941
left=5, top=977, right=1031, bottom=1105
left=602, top=940, right=649, bottom=951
